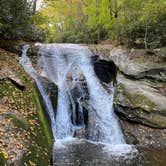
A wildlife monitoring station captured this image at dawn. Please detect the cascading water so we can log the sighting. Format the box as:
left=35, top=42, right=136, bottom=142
left=19, top=45, right=57, bottom=138
left=20, top=43, right=125, bottom=144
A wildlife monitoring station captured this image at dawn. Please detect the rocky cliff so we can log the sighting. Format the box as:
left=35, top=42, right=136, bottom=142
left=89, top=45, right=166, bottom=148
left=0, top=40, right=166, bottom=150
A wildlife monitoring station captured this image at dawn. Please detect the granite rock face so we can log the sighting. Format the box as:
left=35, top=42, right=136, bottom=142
left=109, top=48, right=166, bottom=82
left=115, top=74, right=166, bottom=128
left=89, top=45, right=166, bottom=147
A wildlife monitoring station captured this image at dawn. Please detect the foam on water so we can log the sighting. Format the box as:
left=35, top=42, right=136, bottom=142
left=102, top=144, right=138, bottom=158
left=53, top=138, right=137, bottom=159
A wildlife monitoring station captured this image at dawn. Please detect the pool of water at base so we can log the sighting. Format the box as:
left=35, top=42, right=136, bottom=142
left=53, top=139, right=166, bottom=166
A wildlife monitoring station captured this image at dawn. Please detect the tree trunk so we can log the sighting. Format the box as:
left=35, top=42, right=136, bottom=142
left=32, top=0, right=37, bottom=14
left=96, top=0, right=100, bottom=42
left=144, top=23, right=148, bottom=49
left=114, top=0, right=118, bottom=18
left=109, top=0, right=118, bottom=18
left=108, top=0, right=113, bottom=17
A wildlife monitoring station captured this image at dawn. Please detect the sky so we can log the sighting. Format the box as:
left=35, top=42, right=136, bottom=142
left=36, top=0, right=43, bottom=10
left=28, top=0, right=43, bottom=11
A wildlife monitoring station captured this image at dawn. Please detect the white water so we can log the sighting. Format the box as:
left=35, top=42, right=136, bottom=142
left=19, top=45, right=57, bottom=138
left=20, top=43, right=125, bottom=144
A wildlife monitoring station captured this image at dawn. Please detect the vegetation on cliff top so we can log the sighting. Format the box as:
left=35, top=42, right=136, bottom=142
left=0, top=0, right=165, bottom=48
left=0, top=0, right=44, bottom=41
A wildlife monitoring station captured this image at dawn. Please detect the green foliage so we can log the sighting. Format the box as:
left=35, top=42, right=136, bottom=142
left=0, top=0, right=165, bottom=48
left=37, top=0, right=166, bottom=48
left=0, top=0, right=29, bottom=39
left=0, top=0, right=44, bottom=40
left=0, top=152, right=7, bottom=166
left=108, top=0, right=166, bottom=48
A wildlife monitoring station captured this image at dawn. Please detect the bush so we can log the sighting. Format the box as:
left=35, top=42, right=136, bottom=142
left=107, top=0, right=166, bottom=48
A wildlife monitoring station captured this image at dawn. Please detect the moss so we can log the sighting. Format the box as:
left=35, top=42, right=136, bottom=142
left=118, top=84, right=156, bottom=112
left=127, top=93, right=156, bottom=112
left=147, top=113, right=166, bottom=128
left=115, top=83, right=166, bottom=128
left=12, top=117, right=29, bottom=129
left=32, top=87, right=52, bottom=146
left=0, top=151, right=7, bottom=166
left=5, top=114, right=29, bottom=129
left=20, top=73, right=53, bottom=166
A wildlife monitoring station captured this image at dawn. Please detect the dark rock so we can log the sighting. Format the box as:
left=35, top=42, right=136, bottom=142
left=115, top=104, right=166, bottom=129
left=38, top=77, right=58, bottom=111
left=91, top=55, right=99, bottom=62
left=8, top=78, right=25, bottom=90
left=123, top=131, right=139, bottom=145
left=70, top=81, right=89, bottom=126
left=71, top=84, right=84, bottom=101
left=74, top=128, right=86, bottom=139
left=83, top=108, right=88, bottom=126
left=136, top=68, right=166, bottom=82
left=93, top=58, right=117, bottom=84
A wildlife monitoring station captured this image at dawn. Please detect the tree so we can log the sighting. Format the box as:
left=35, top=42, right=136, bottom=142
left=0, top=0, right=39, bottom=39
left=29, top=0, right=166, bottom=47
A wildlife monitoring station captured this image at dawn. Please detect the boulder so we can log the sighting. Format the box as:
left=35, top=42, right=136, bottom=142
left=89, top=44, right=166, bottom=147
left=109, top=47, right=166, bottom=82
left=89, top=45, right=166, bottom=128
left=89, top=45, right=166, bottom=82
left=121, top=120, right=166, bottom=148
left=114, top=75, right=166, bottom=128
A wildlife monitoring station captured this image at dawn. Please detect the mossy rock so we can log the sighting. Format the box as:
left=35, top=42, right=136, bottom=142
left=0, top=48, right=53, bottom=165
left=89, top=45, right=166, bottom=82
left=122, top=87, right=156, bottom=113
left=114, top=75, right=166, bottom=128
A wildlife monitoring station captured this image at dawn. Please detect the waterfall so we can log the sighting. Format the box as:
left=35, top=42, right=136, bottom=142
left=20, top=43, right=125, bottom=144
left=19, top=45, right=57, bottom=139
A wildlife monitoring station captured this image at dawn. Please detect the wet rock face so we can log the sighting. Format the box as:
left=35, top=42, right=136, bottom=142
left=92, top=55, right=117, bottom=84
left=114, top=74, right=166, bottom=129
left=39, top=77, right=58, bottom=110
left=109, top=47, right=166, bottom=81
left=89, top=45, right=166, bottom=147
